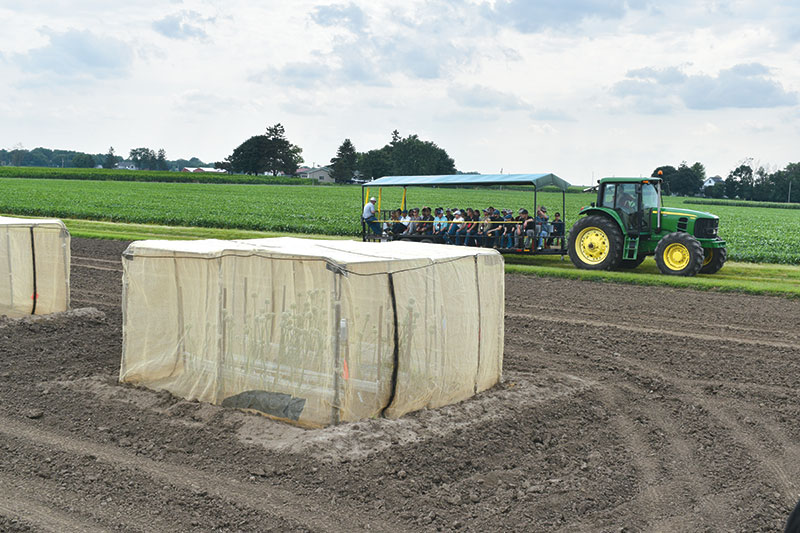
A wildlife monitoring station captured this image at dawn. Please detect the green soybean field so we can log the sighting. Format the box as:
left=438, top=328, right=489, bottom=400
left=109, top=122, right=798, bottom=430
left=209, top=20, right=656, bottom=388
left=0, top=177, right=797, bottom=264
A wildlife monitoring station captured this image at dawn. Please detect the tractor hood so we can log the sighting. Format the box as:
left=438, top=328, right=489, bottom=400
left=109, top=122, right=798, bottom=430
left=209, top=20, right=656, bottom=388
left=658, top=207, right=718, bottom=220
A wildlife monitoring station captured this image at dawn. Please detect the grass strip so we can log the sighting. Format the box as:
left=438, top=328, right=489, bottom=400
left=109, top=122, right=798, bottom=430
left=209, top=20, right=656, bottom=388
left=505, top=255, right=800, bottom=298
left=11, top=215, right=800, bottom=298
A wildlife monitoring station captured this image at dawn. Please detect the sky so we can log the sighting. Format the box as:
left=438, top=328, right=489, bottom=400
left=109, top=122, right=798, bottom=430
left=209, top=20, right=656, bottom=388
left=1, top=0, right=798, bottom=185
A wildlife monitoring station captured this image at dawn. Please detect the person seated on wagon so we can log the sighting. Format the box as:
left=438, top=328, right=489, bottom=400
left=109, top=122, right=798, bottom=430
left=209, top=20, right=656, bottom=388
left=433, top=208, right=448, bottom=237
left=485, top=209, right=504, bottom=247
left=520, top=209, right=537, bottom=249
left=389, top=209, right=408, bottom=236
left=445, top=210, right=465, bottom=244
left=415, top=206, right=434, bottom=235
left=456, top=208, right=474, bottom=245
left=403, top=208, right=420, bottom=234
left=500, top=210, right=515, bottom=248
left=547, top=212, right=565, bottom=247
left=534, top=206, right=551, bottom=250
left=471, top=209, right=489, bottom=246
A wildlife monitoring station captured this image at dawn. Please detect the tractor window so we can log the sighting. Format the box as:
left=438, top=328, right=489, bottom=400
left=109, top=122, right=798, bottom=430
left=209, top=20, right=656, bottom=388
left=601, top=184, right=616, bottom=208
left=615, top=183, right=637, bottom=213
left=642, top=183, right=659, bottom=210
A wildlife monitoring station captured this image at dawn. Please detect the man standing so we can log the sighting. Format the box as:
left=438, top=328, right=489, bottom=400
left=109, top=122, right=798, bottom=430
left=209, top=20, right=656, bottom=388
left=362, top=197, right=381, bottom=235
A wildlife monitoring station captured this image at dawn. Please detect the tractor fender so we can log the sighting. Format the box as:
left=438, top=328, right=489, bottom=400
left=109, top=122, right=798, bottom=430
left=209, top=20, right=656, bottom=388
left=575, top=207, right=625, bottom=233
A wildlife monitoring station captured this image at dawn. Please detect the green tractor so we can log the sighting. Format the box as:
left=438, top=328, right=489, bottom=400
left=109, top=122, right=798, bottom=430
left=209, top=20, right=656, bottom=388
left=568, top=176, right=726, bottom=276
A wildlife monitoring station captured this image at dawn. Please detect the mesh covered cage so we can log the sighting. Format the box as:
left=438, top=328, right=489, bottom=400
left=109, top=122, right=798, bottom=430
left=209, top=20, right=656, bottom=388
left=120, top=238, right=504, bottom=427
left=0, top=217, right=70, bottom=318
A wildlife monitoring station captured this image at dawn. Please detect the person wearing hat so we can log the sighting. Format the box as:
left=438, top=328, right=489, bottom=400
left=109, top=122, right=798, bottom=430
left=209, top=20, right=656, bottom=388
left=515, top=209, right=533, bottom=248
left=445, top=209, right=464, bottom=244
left=362, top=196, right=381, bottom=235
left=433, top=208, right=448, bottom=238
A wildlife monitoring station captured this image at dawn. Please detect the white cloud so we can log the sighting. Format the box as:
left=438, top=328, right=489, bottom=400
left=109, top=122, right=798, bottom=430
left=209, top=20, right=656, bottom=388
left=14, top=27, right=133, bottom=81
left=152, top=11, right=212, bottom=41
left=612, top=63, right=798, bottom=112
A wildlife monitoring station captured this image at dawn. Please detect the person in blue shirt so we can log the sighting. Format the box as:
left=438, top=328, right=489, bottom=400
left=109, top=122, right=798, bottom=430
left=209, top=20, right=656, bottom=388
left=432, top=208, right=448, bottom=239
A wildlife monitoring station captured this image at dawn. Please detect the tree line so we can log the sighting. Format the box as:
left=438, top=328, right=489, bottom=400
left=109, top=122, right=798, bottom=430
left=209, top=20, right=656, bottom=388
left=653, top=160, right=799, bottom=202
left=215, top=125, right=457, bottom=180
left=0, top=145, right=206, bottom=171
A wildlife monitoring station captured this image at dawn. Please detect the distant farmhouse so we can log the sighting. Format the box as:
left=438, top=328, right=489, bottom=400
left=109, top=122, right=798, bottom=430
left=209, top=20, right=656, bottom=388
left=118, top=160, right=137, bottom=170
left=703, top=175, right=724, bottom=188
left=300, top=166, right=334, bottom=184
left=181, top=167, right=227, bottom=173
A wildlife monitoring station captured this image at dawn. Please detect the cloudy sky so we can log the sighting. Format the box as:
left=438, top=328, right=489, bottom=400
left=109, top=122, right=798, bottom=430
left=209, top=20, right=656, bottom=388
left=1, top=0, right=798, bottom=184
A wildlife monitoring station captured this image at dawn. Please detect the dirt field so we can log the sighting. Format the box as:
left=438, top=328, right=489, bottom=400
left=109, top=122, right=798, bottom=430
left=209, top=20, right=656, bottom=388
left=1, top=237, right=798, bottom=532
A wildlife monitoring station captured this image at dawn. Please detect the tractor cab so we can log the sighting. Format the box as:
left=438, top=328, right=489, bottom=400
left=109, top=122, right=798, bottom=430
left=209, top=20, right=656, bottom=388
left=596, top=177, right=660, bottom=235
left=569, top=176, right=727, bottom=276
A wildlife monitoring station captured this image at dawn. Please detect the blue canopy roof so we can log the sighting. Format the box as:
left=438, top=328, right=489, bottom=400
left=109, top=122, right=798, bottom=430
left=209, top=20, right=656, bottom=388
left=366, top=173, right=571, bottom=191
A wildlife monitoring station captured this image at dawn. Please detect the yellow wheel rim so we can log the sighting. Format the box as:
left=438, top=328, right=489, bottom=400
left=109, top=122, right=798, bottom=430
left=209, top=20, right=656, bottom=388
left=575, top=226, right=609, bottom=264
left=702, top=249, right=713, bottom=266
left=663, top=242, right=690, bottom=270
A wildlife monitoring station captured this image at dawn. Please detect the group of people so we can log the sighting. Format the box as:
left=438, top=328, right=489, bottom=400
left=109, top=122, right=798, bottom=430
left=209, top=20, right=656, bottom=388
left=363, top=196, right=563, bottom=250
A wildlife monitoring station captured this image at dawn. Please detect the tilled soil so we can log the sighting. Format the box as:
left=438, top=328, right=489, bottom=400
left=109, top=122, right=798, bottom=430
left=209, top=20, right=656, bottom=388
left=1, top=237, right=798, bottom=532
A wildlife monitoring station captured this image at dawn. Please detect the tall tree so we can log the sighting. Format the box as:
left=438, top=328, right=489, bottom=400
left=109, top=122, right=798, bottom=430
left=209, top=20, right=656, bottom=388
left=129, top=148, right=157, bottom=170
left=652, top=163, right=703, bottom=196
left=728, top=163, right=754, bottom=200
left=356, top=130, right=456, bottom=179
left=156, top=148, right=168, bottom=171
left=652, top=165, right=677, bottom=195
left=330, top=138, right=358, bottom=183
left=224, top=123, right=303, bottom=175
left=103, top=147, right=117, bottom=169
left=390, top=133, right=456, bottom=176
left=357, top=146, right=392, bottom=180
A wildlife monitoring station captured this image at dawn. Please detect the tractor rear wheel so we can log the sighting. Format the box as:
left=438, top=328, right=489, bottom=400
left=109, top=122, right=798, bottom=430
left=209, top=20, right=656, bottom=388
left=568, top=215, right=623, bottom=270
left=619, top=256, right=647, bottom=269
left=654, top=232, right=704, bottom=276
left=700, top=246, right=727, bottom=274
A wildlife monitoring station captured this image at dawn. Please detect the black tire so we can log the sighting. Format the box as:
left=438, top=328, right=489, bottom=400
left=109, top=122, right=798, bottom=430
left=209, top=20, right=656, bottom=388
left=619, top=256, right=647, bottom=269
left=700, top=245, right=727, bottom=274
left=567, top=215, right=623, bottom=270
left=654, top=232, right=704, bottom=276
left=420, top=238, right=433, bottom=244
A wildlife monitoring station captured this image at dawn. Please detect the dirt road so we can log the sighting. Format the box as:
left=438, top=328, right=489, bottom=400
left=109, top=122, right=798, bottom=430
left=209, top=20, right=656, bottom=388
left=0, top=238, right=798, bottom=532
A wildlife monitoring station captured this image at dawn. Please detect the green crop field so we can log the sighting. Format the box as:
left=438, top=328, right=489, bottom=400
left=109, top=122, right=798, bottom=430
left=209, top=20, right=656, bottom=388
left=0, top=166, right=314, bottom=186
left=0, top=177, right=798, bottom=264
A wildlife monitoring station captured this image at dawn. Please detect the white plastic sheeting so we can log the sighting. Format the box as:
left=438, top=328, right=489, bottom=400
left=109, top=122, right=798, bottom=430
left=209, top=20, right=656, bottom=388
left=0, top=217, right=70, bottom=318
left=120, top=238, right=504, bottom=427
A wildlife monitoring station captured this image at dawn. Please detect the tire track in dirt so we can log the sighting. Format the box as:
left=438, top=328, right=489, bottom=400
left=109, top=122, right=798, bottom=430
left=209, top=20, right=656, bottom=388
left=569, top=382, right=729, bottom=532
left=0, top=470, right=178, bottom=533
left=0, top=415, right=406, bottom=533
left=607, top=354, right=800, bottom=500
left=509, top=309, right=800, bottom=502
left=0, top=472, right=109, bottom=533
left=505, top=312, right=800, bottom=352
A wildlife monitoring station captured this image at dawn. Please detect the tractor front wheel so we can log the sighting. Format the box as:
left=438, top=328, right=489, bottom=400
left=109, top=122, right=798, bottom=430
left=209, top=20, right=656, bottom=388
left=700, top=246, right=727, bottom=274
left=568, top=215, right=623, bottom=270
left=654, top=232, right=704, bottom=276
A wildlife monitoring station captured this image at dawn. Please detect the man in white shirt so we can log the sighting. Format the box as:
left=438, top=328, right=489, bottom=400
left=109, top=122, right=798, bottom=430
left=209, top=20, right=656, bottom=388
left=445, top=210, right=464, bottom=244
left=362, top=197, right=380, bottom=235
